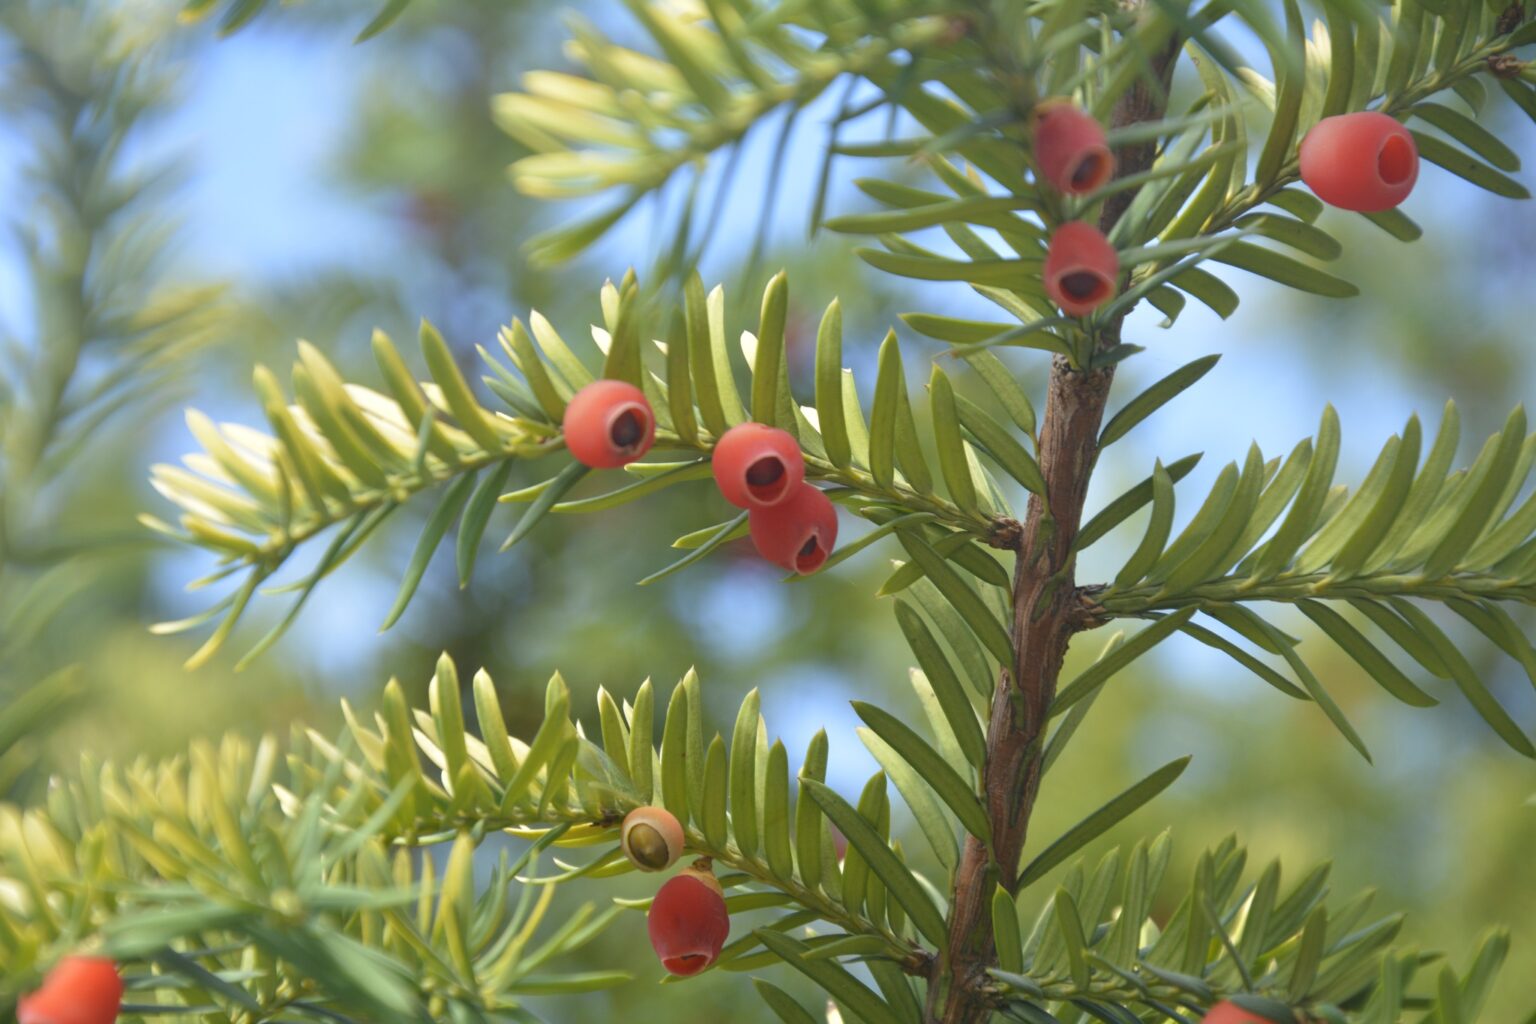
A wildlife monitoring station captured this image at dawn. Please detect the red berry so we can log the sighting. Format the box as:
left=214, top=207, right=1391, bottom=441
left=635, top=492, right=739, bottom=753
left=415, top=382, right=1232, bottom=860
left=1033, top=99, right=1114, bottom=195
left=561, top=380, right=655, bottom=468
left=647, top=865, right=730, bottom=976
left=621, top=806, right=686, bottom=872
left=711, top=423, right=805, bottom=508
left=1044, top=221, right=1119, bottom=317
left=18, top=956, right=123, bottom=1024
left=748, top=483, right=838, bottom=575
left=1199, top=1001, right=1275, bottom=1024
left=1298, top=111, right=1418, bottom=212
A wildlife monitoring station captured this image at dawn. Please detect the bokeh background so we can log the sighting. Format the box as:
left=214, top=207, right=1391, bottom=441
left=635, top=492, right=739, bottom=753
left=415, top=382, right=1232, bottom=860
left=1, top=0, right=1533, bottom=1019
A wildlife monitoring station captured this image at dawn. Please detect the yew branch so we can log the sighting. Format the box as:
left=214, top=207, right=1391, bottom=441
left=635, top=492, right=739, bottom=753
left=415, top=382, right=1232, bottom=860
left=924, top=17, right=1181, bottom=1022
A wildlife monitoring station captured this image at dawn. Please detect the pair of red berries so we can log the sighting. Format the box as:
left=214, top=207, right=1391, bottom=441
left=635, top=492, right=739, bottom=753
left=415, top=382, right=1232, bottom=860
left=1035, top=99, right=1422, bottom=218
left=711, top=422, right=837, bottom=575
left=1031, top=104, right=1421, bottom=321
left=17, top=956, right=122, bottom=1024
left=561, top=382, right=837, bottom=574
left=621, top=806, right=731, bottom=977
left=1033, top=101, right=1123, bottom=319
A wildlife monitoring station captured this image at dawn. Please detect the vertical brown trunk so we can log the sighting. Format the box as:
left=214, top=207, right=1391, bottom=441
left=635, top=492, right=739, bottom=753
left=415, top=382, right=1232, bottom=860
left=923, top=21, right=1181, bottom=1022
left=924, top=358, right=1114, bottom=1023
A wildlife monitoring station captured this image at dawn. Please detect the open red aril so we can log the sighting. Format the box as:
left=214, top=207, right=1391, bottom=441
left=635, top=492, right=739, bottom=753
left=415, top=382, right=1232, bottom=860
left=711, top=422, right=805, bottom=508
left=747, top=483, right=838, bottom=574
left=562, top=379, right=656, bottom=468
left=1044, top=221, right=1120, bottom=317
left=1298, top=111, right=1419, bottom=212
left=647, top=866, right=730, bottom=976
left=1033, top=99, right=1115, bottom=195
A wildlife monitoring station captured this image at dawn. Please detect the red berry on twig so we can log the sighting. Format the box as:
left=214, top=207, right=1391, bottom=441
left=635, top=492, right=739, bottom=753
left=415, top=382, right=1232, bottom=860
left=647, top=863, right=730, bottom=976
left=1199, top=999, right=1291, bottom=1024
left=562, top=380, right=656, bottom=468
left=1044, top=221, right=1120, bottom=317
left=1299, top=112, right=1419, bottom=212
left=1033, top=99, right=1115, bottom=195
left=748, top=483, right=838, bottom=574
left=18, top=956, right=123, bottom=1024
left=711, top=423, right=805, bottom=508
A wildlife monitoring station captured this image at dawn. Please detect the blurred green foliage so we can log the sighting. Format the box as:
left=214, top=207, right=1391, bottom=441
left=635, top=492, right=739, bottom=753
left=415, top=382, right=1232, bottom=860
left=0, top=0, right=310, bottom=798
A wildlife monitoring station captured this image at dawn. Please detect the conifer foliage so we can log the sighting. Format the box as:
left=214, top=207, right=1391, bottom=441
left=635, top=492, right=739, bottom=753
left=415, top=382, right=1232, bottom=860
left=6, top=0, right=1536, bottom=1022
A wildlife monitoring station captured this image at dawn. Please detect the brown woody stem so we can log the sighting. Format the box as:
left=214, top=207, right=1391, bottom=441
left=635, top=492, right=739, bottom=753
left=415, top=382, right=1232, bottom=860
left=923, top=19, right=1182, bottom=1023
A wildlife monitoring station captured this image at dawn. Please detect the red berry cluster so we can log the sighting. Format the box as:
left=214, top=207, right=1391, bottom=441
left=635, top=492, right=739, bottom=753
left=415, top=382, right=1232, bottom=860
left=18, top=956, right=123, bottom=1024
left=562, top=381, right=837, bottom=574
left=713, top=423, right=836, bottom=574
left=1031, top=100, right=1122, bottom=319
left=621, top=807, right=731, bottom=976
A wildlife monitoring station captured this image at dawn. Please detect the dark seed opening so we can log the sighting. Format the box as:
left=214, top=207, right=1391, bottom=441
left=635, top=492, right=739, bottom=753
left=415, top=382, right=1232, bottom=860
left=794, top=535, right=825, bottom=573
left=1060, top=271, right=1107, bottom=302
left=1378, top=134, right=1413, bottom=185
left=745, top=457, right=784, bottom=487
left=745, top=456, right=787, bottom=500
left=666, top=954, right=710, bottom=976
left=609, top=409, right=645, bottom=450
left=1071, top=151, right=1107, bottom=190
left=626, top=823, right=669, bottom=870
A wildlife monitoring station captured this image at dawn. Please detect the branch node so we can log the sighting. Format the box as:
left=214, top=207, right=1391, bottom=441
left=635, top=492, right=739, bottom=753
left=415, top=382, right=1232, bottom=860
left=905, top=948, right=937, bottom=977
left=987, top=517, right=1025, bottom=550
left=1488, top=54, right=1525, bottom=79
left=1071, top=585, right=1111, bottom=631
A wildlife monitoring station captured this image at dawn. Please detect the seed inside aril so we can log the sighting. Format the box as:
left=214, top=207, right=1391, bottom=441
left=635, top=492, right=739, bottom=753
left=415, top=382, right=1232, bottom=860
left=795, top=535, right=824, bottom=572
left=626, top=823, right=670, bottom=869
left=1378, top=134, right=1414, bottom=184
left=610, top=409, right=645, bottom=449
left=746, top=457, right=784, bottom=487
left=1071, top=153, right=1105, bottom=189
left=1060, top=271, right=1104, bottom=301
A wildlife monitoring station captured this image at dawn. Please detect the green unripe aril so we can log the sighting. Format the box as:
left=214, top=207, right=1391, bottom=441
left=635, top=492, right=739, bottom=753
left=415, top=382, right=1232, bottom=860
left=621, top=806, right=685, bottom=871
